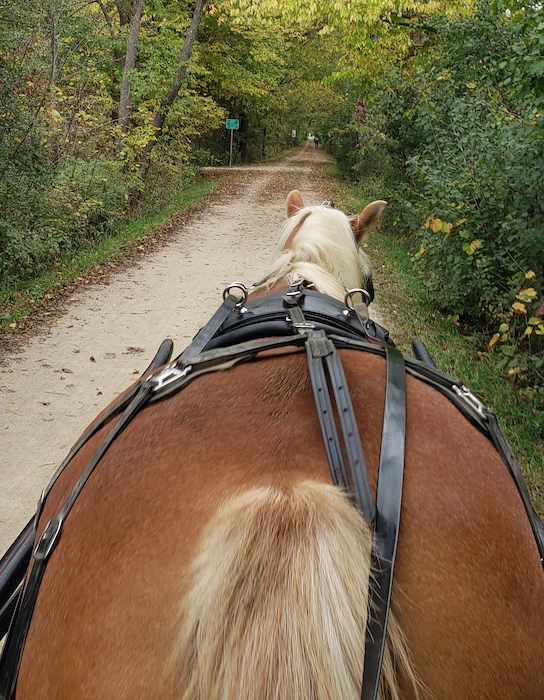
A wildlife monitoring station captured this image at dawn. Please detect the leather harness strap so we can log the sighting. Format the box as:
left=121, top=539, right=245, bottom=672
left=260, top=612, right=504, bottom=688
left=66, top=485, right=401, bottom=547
left=287, top=288, right=405, bottom=697
left=0, top=381, right=156, bottom=700
left=361, top=342, right=407, bottom=700
left=306, top=330, right=376, bottom=524
left=179, top=292, right=239, bottom=358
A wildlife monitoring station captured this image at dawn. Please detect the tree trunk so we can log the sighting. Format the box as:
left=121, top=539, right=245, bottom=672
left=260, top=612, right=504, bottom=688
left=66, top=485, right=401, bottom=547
left=137, top=0, right=206, bottom=182
left=47, top=0, right=61, bottom=160
left=114, top=0, right=132, bottom=28
left=118, top=0, right=146, bottom=134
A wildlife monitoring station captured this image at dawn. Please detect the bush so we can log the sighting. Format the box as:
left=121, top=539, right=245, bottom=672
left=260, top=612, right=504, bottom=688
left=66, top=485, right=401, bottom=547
left=46, top=157, right=129, bottom=234
left=324, top=1, right=544, bottom=389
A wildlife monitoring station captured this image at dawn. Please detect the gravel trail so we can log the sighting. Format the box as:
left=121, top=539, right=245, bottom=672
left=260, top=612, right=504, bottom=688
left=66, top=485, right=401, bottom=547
left=0, top=142, right=386, bottom=554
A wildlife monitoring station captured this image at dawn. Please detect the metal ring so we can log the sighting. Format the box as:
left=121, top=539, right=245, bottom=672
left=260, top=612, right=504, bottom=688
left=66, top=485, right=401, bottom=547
left=344, top=288, right=371, bottom=310
left=223, top=282, right=248, bottom=307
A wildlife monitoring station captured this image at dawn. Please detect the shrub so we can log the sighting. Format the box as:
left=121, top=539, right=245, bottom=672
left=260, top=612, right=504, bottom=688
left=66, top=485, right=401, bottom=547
left=324, top=1, right=544, bottom=388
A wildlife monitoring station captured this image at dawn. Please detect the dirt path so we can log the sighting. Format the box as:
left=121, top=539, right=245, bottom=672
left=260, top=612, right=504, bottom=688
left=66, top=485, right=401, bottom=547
left=0, top=142, right=386, bottom=554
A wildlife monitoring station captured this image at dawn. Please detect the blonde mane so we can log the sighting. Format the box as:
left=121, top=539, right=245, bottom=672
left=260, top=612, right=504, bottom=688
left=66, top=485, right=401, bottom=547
left=255, top=205, right=373, bottom=300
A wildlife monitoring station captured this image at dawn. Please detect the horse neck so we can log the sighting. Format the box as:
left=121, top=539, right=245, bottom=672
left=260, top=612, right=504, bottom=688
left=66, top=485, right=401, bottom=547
left=248, top=267, right=347, bottom=302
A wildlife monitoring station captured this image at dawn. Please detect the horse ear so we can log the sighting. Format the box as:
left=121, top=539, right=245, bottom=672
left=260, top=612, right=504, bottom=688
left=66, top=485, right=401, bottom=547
left=286, top=190, right=304, bottom=218
left=351, top=200, right=387, bottom=242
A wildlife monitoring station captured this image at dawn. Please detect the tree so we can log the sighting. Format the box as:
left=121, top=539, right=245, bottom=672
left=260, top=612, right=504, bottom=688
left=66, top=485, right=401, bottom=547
left=137, top=0, right=207, bottom=178
left=118, top=0, right=146, bottom=133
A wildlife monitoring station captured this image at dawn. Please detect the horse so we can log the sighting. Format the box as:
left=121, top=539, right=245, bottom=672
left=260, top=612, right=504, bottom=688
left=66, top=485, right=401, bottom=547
left=1, top=190, right=543, bottom=700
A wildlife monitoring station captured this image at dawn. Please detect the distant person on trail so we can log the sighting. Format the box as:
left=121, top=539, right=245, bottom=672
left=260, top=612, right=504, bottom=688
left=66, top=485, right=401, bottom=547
left=314, top=136, right=319, bottom=149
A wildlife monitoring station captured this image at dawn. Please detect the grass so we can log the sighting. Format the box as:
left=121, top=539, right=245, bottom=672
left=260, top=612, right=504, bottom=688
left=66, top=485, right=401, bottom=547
left=342, top=181, right=544, bottom=515
left=0, top=178, right=219, bottom=331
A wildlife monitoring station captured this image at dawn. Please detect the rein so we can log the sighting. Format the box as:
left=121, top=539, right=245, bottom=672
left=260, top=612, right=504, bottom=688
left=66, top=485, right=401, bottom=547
left=1, top=282, right=543, bottom=700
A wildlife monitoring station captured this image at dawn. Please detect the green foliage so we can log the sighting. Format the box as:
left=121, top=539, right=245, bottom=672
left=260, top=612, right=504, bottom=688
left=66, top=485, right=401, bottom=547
left=0, top=157, right=132, bottom=285
left=325, top=1, right=543, bottom=389
left=192, top=9, right=338, bottom=163
left=487, top=273, right=544, bottom=400
left=493, top=0, right=544, bottom=107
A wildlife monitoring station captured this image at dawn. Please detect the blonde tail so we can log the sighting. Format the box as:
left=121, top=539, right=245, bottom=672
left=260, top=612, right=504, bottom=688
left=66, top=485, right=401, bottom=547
left=175, top=481, right=418, bottom=700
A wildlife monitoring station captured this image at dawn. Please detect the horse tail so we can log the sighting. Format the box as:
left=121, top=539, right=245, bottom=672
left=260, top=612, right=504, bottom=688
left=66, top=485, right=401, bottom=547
left=175, top=481, right=418, bottom=700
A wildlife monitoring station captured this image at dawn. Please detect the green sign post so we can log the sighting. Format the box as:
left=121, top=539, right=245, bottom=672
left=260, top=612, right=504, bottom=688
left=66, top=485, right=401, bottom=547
left=226, top=119, right=239, bottom=166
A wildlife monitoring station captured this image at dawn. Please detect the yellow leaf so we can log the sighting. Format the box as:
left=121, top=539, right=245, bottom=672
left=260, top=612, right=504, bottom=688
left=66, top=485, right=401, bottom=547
left=442, top=221, right=454, bottom=238
left=488, top=333, right=500, bottom=348
left=524, top=326, right=533, bottom=336
left=469, top=239, right=482, bottom=252
left=525, top=270, right=536, bottom=279
left=426, top=216, right=443, bottom=233
left=516, top=287, right=537, bottom=301
left=511, top=302, right=527, bottom=314
left=466, top=82, right=477, bottom=89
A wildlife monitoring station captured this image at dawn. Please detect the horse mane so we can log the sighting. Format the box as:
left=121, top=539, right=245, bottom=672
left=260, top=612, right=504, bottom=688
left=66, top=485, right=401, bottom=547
left=254, top=206, right=372, bottom=300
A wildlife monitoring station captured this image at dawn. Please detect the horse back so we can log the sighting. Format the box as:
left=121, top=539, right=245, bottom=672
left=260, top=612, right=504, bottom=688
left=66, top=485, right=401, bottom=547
left=17, top=350, right=544, bottom=699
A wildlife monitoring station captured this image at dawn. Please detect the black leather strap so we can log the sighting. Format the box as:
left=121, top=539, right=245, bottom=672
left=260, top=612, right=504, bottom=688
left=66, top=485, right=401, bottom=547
left=0, top=521, right=34, bottom=640
left=486, top=411, right=544, bottom=565
left=0, top=381, right=155, bottom=700
left=324, top=343, right=376, bottom=523
left=140, top=338, right=173, bottom=375
left=306, top=333, right=352, bottom=493
left=179, top=294, right=238, bottom=358
left=305, top=330, right=375, bottom=525
left=361, top=343, right=406, bottom=700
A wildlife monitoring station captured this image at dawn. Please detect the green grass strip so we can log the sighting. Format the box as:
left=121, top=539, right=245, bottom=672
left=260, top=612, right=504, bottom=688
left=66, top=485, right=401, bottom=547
left=0, top=178, right=219, bottom=328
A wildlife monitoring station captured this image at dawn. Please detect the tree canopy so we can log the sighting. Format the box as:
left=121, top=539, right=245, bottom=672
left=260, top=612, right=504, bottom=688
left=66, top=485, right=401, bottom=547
left=1, top=0, right=542, bottom=393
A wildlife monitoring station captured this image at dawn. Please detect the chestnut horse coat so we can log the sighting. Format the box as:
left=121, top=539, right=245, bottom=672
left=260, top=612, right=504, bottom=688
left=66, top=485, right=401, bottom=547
left=4, top=192, right=544, bottom=699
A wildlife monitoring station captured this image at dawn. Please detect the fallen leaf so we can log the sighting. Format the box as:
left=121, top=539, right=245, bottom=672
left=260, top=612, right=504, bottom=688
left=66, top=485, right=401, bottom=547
left=488, top=333, right=500, bottom=348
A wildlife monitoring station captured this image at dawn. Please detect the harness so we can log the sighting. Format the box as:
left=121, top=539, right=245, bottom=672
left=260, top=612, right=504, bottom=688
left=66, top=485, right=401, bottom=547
left=1, top=282, right=543, bottom=700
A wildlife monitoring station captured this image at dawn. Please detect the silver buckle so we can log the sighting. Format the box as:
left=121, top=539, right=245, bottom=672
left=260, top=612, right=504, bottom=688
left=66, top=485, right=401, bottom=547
left=452, top=385, right=487, bottom=420
left=34, top=516, right=63, bottom=562
left=288, top=319, right=316, bottom=332
left=151, top=363, right=192, bottom=392
left=344, top=288, right=372, bottom=309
